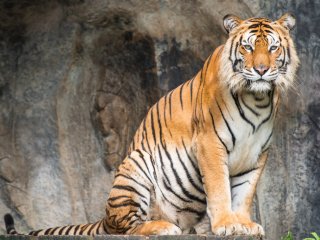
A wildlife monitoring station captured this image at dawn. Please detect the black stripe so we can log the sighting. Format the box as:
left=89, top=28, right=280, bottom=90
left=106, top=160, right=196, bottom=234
left=216, top=99, right=236, bottom=148
left=137, top=149, right=158, bottom=181
left=131, top=137, right=135, bottom=152
left=229, top=36, right=236, bottom=63
left=175, top=148, right=205, bottom=196
left=163, top=177, right=192, bottom=203
left=257, top=90, right=274, bottom=131
left=255, top=100, right=271, bottom=108
left=157, top=144, right=172, bottom=185
left=115, top=173, right=150, bottom=192
left=155, top=102, right=163, bottom=145
left=208, top=109, right=230, bottom=154
left=74, top=225, right=81, bottom=235
left=268, top=33, right=276, bottom=43
left=189, top=77, right=195, bottom=104
left=157, top=184, right=205, bottom=216
left=140, top=140, right=147, bottom=152
left=161, top=140, right=205, bottom=204
left=50, top=227, right=60, bottom=235
left=231, top=92, right=256, bottom=132
left=117, top=211, right=142, bottom=225
left=154, top=147, right=201, bottom=215
left=179, top=83, right=185, bottom=110
left=168, top=91, right=173, bottom=119
left=199, top=69, right=206, bottom=124
left=108, top=195, right=130, bottom=202
left=262, top=130, right=273, bottom=151
left=135, top=150, right=155, bottom=180
left=142, top=118, right=152, bottom=153
left=262, top=24, right=274, bottom=30
left=44, top=228, right=52, bottom=235
left=79, top=224, right=90, bottom=235
left=287, top=45, right=291, bottom=63
left=231, top=168, right=257, bottom=178
left=281, top=46, right=287, bottom=67
left=241, top=95, right=260, bottom=117
left=201, top=54, right=213, bottom=120
left=88, top=222, right=98, bottom=236
left=220, top=97, right=234, bottom=120
left=248, top=24, right=260, bottom=29
left=128, top=155, right=153, bottom=184
left=150, top=107, right=157, bottom=145
left=108, top=200, right=147, bottom=216
left=103, top=220, right=110, bottom=234
left=58, top=226, right=67, bottom=235
left=252, top=94, right=265, bottom=101
left=157, top=145, right=192, bottom=203
left=31, top=229, right=43, bottom=236
left=193, top=71, right=203, bottom=124
left=181, top=138, right=201, bottom=180
left=232, top=180, right=249, bottom=188
left=8, top=229, right=17, bottom=235
left=163, top=94, right=169, bottom=129
left=96, top=220, right=103, bottom=235
left=65, top=225, right=74, bottom=235
left=112, top=185, right=146, bottom=199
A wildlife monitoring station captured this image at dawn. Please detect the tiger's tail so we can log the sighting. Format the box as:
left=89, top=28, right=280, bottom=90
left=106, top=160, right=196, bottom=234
left=4, top=214, right=18, bottom=234
left=4, top=214, right=108, bottom=236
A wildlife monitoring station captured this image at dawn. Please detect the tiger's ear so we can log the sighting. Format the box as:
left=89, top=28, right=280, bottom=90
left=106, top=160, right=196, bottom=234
left=223, top=14, right=242, bottom=33
left=276, top=13, right=296, bottom=31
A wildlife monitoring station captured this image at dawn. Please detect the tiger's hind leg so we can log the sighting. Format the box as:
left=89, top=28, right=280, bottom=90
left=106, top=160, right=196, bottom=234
left=105, top=150, right=181, bottom=235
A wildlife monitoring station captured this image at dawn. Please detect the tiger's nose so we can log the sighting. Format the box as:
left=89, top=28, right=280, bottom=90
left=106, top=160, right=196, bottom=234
left=253, top=65, right=269, bottom=76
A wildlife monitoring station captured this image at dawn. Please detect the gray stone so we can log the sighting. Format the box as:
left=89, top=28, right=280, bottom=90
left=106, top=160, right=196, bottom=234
left=95, top=235, right=146, bottom=240
left=0, top=235, right=37, bottom=240
left=149, top=235, right=206, bottom=240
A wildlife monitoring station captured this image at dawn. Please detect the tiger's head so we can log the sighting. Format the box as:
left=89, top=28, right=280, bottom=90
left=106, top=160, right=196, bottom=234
left=219, top=13, right=299, bottom=93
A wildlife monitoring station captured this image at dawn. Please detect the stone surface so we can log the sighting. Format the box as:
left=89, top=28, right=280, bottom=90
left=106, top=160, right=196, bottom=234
left=0, top=236, right=262, bottom=240
left=0, top=1, right=319, bottom=240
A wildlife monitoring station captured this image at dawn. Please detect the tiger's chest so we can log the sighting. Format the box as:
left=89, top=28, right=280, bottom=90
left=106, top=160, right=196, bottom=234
left=217, top=91, right=275, bottom=176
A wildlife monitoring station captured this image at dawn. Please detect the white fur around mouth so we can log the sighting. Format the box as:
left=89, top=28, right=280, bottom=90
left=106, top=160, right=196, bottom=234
left=246, top=79, right=274, bottom=92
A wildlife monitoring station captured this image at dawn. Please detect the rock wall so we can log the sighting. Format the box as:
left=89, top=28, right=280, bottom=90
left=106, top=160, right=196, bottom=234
left=0, top=1, right=319, bottom=239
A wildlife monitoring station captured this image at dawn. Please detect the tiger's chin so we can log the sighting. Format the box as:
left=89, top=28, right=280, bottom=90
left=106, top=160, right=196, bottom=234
left=245, top=79, right=274, bottom=93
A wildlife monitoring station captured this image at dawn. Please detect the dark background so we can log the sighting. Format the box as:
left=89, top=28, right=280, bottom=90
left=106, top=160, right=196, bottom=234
left=0, top=1, right=319, bottom=239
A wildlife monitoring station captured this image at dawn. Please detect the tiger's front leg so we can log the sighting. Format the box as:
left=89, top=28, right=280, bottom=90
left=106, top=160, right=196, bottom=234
left=230, top=151, right=268, bottom=236
left=196, top=132, right=263, bottom=236
left=196, top=132, right=242, bottom=236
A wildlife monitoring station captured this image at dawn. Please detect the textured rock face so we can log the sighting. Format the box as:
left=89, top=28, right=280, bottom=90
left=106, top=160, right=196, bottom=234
left=0, top=1, right=319, bottom=239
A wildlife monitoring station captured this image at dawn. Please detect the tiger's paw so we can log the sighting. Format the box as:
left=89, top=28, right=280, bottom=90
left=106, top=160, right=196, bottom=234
left=133, top=220, right=182, bottom=235
left=242, top=222, right=265, bottom=236
left=212, top=222, right=248, bottom=236
left=211, top=214, right=264, bottom=236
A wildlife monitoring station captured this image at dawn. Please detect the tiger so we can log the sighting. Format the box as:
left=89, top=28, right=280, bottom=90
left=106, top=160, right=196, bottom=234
left=4, top=13, right=299, bottom=237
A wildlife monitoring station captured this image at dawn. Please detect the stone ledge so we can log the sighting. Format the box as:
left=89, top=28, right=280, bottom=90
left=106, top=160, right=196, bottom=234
left=0, top=235, right=263, bottom=240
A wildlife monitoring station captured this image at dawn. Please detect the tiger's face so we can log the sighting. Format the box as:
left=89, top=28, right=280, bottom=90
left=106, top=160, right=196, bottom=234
left=220, top=13, right=299, bottom=93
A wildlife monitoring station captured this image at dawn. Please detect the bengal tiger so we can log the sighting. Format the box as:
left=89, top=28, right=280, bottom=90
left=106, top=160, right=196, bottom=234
left=4, top=13, right=299, bottom=237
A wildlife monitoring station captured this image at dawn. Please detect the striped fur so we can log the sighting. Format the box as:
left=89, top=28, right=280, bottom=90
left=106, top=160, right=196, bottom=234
left=4, top=13, right=299, bottom=237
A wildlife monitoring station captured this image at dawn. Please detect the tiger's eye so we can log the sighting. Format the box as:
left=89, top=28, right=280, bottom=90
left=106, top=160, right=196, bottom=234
left=243, top=45, right=252, bottom=51
left=270, top=45, right=278, bottom=51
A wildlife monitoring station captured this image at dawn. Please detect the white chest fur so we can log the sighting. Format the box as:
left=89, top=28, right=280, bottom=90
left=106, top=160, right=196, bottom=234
left=218, top=90, right=275, bottom=176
